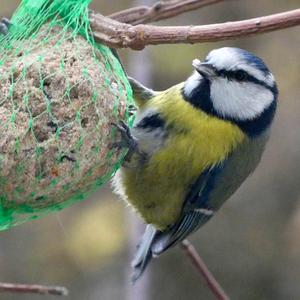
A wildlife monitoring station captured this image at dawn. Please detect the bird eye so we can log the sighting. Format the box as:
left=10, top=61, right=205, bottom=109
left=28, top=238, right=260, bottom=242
left=234, top=70, right=247, bottom=81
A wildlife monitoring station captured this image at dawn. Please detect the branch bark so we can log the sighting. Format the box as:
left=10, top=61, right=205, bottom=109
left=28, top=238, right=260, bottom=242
left=180, top=240, right=230, bottom=300
left=90, top=8, right=300, bottom=50
left=108, top=0, right=224, bottom=25
left=0, top=282, right=68, bottom=296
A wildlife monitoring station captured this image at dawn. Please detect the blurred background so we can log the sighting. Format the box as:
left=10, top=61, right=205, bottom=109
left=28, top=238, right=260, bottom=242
left=0, top=0, right=300, bottom=299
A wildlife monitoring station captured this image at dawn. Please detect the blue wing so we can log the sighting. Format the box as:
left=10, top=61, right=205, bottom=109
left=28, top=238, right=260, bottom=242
left=151, top=165, right=222, bottom=255
left=132, top=165, right=223, bottom=282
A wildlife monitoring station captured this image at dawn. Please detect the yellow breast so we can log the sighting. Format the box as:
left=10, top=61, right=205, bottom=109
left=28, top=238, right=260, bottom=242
left=121, top=83, right=246, bottom=230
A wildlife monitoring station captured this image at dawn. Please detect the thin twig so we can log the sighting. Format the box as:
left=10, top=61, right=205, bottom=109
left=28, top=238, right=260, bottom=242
left=0, top=282, right=68, bottom=296
left=109, top=0, right=224, bottom=25
left=90, top=8, right=300, bottom=50
left=180, top=240, right=230, bottom=300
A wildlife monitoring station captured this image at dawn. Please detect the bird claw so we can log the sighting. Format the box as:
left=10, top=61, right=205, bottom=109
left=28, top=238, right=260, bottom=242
left=112, top=121, right=146, bottom=164
left=128, top=104, right=137, bottom=117
left=111, top=120, right=137, bottom=150
left=0, top=17, right=11, bottom=35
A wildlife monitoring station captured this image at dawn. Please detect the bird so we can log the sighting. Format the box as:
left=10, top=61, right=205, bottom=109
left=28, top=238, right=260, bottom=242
left=113, top=46, right=278, bottom=282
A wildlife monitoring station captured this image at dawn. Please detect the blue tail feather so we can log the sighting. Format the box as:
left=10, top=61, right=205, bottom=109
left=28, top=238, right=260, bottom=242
left=131, top=225, right=158, bottom=283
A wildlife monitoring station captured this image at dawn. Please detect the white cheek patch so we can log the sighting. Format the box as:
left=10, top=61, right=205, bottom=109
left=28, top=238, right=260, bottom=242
left=183, top=71, right=202, bottom=98
left=211, top=79, right=274, bottom=121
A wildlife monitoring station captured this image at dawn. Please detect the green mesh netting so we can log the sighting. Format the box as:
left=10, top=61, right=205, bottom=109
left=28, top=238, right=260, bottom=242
left=0, top=0, right=135, bottom=230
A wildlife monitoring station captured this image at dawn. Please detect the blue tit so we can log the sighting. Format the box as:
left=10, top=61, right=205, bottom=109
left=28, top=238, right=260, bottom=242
left=112, top=47, right=278, bottom=282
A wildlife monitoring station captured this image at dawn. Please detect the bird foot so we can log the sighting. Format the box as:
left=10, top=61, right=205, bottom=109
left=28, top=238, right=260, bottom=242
left=128, top=104, right=137, bottom=117
left=112, top=120, right=137, bottom=149
left=112, top=120, right=145, bottom=164
left=0, top=18, right=11, bottom=35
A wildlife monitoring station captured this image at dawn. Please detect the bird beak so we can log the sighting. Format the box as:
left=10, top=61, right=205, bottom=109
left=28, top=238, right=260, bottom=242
left=192, top=59, right=217, bottom=77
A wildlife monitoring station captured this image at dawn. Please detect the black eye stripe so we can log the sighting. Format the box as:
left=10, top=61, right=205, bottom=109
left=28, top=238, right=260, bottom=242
left=234, top=70, right=247, bottom=81
left=217, top=69, right=250, bottom=81
left=216, top=68, right=276, bottom=93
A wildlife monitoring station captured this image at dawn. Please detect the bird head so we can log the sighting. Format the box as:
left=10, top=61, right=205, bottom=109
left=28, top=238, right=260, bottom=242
left=183, top=47, right=278, bottom=136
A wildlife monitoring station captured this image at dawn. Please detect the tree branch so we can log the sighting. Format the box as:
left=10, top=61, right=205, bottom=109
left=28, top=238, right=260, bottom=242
left=180, top=240, right=229, bottom=300
left=0, top=282, right=68, bottom=296
left=108, top=0, right=224, bottom=25
left=90, top=8, right=300, bottom=50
